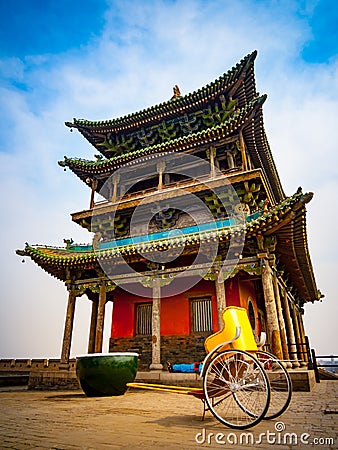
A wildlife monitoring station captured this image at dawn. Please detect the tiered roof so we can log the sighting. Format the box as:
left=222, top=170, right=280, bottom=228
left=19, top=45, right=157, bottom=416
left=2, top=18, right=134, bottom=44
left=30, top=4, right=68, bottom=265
left=17, top=52, right=321, bottom=305
left=61, top=51, right=285, bottom=203
left=65, top=51, right=259, bottom=152
left=60, top=95, right=265, bottom=182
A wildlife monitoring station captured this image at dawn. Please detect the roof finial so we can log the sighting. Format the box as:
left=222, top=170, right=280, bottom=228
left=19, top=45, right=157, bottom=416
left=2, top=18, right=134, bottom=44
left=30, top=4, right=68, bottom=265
left=172, top=85, right=181, bottom=99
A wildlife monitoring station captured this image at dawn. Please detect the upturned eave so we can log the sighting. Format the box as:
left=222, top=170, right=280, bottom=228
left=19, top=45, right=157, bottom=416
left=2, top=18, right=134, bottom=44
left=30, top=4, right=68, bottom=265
left=17, top=190, right=319, bottom=302
left=65, top=51, right=258, bottom=135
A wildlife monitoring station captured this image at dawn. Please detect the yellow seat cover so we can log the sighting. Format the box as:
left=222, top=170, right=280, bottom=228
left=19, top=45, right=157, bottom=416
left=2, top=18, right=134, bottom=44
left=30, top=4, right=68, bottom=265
left=204, top=306, right=258, bottom=354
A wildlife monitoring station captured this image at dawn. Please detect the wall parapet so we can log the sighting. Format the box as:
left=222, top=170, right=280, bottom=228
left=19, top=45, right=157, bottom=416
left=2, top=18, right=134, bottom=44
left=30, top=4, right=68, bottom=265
left=0, top=358, right=76, bottom=373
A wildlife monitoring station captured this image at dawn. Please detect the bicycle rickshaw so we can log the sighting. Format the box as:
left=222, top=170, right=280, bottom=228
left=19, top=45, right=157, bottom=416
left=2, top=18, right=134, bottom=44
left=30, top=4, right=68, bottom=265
left=127, top=306, right=292, bottom=429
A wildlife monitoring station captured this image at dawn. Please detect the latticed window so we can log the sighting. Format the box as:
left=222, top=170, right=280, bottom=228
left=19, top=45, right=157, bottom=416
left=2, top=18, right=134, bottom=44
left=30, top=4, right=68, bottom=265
left=190, top=297, right=213, bottom=332
left=135, top=303, right=152, bottom=335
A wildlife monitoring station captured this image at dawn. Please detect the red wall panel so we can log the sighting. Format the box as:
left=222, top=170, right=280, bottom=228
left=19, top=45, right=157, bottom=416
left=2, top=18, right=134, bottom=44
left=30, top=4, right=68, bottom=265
left=225, top=278, right=241, bottom=306
left=110, top=276, right=259, bottom=338
left=111, top=279, right=217, bottom=338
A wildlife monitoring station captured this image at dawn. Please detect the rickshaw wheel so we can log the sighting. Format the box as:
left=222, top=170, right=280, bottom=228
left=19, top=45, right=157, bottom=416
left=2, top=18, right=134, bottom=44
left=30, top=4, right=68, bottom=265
left=255, top=351, right=292, bottom=419
left=203, top=349, right=270, bottom=429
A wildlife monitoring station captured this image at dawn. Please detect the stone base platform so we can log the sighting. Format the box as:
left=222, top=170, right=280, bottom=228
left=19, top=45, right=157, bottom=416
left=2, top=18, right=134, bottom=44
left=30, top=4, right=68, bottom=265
left=3, top=366, right=315, bottom=392
left=288, top=369, right=316, bottom=391
left=135, top=369, right=316, bottom=392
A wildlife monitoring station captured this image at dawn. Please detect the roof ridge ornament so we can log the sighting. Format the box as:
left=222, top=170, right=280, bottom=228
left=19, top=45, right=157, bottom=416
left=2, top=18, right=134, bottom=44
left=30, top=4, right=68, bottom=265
left=171, top=85, right=181, bottom=99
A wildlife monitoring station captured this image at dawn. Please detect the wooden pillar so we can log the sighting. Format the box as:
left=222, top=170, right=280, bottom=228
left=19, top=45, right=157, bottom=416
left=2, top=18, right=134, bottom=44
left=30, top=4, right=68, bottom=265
left=215, top=272, right=226, bottom=330
left=89, top=179, right=98, bottom=209
left=272, top=274, right=291, bottom=367
left=94, top=284, right=106, bottom=353
left=261, top=259, right=283, bottom=360
left=60, top=288, right=76, bottom=366
left=207, top=146, right=217, bottom=178
left=88, top=299, right=98, bottom=354
left=111, top=174, right=120, bottom=203
left=280, top=288, right=300, bottom=368
left=149, top=279, right=163, bottom=370
left=297, top=311, right=308, bottom=363
left=226, top=152, right=235, bottom=170
left=291, top=303, right=307, bottom=367
left=239, top=131, right=248, bottom=171
left=157, top=161, right=166, bottom=190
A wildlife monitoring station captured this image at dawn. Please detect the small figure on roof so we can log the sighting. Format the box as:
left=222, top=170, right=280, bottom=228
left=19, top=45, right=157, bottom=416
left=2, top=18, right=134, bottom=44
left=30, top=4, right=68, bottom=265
left=63, top=238, right=74, bottom=250
left=259, top=198, right=269, bottom=212
left=172, top=85, right=181, bottom=99
left=92, top=232, right=102, bottom=251
left=234, top=203, right=250, bottom=220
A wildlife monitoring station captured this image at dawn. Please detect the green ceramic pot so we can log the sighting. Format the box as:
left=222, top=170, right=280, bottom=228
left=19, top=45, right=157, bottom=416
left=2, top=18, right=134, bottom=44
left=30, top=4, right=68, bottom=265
left=76, top=352, right=138, bottom=397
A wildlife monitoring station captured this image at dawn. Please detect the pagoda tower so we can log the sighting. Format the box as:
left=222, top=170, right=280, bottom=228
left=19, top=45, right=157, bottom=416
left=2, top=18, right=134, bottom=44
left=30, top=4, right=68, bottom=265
left=17, top=51, right=322, bottom=370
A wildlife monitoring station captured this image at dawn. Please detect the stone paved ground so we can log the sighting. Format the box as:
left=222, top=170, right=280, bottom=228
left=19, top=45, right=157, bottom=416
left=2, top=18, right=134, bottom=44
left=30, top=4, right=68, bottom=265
left=0, top=381, right=337, bottom=450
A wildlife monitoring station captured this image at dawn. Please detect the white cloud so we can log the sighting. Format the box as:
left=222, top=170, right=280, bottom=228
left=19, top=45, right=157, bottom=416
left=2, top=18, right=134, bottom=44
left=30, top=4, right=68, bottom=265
left=0, top=57, right=25, bottom=80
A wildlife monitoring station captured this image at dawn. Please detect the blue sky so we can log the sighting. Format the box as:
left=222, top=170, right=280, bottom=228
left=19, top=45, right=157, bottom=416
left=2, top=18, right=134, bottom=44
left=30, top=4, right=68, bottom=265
left=1, top=1, right=337, bottom=63
left=0, top=0, right=337, bottom=358
left=0, top=1, right=106, bottom=59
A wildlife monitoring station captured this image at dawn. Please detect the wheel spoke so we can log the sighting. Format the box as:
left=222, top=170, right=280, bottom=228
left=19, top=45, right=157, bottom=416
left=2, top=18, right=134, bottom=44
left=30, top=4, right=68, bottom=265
left=256, top=351, right=292, bottom=419
left=203, top=349, right=270, bottom=429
